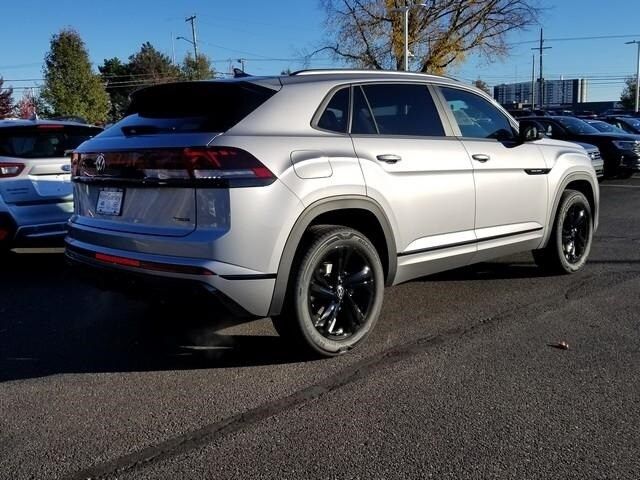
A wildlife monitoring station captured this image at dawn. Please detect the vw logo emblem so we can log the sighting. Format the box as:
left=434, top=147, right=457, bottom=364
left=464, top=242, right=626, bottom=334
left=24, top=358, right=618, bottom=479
left=95, top=153, right=106, bottom=173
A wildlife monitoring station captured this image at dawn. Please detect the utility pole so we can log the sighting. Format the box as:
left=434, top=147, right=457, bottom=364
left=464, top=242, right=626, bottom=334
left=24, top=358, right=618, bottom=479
left=185, top=15, right=198, bottom=60
left=532, top=28, right=551, bottom=110
left=531, top=54, right=536, bottom=108
left=171, top=32, right=176, bottom=64
left=625, top=40, right=640, bottom=112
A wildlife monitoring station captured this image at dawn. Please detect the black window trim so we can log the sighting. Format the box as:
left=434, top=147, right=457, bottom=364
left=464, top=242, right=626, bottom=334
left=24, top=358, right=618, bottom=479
left=348, top=81, right=451, bottom=138
left=310, top=85, right=352, bottom=135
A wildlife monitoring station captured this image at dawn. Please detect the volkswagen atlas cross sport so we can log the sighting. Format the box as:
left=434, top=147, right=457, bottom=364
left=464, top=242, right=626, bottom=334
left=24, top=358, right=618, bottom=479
left=65, top=70, right=599, bottom=356
left=0, top=119, right=102, bottom=252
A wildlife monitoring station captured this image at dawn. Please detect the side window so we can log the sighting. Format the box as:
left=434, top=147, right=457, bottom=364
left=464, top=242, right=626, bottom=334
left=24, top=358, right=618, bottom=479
left=536, top=120, right=562, bottom=139
left=351, top=86, right=378, bottom=134
left=355, top=84, right=445, bottom=136
left=317, top=87, right=349, bottom=133
left=440, top=87, right=516, bottom=141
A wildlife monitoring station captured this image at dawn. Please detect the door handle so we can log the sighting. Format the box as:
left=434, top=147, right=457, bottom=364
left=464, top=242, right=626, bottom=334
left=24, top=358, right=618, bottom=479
left=472, top=154, right=490, bottom=163
left=376, top=154, right=402, bottom=164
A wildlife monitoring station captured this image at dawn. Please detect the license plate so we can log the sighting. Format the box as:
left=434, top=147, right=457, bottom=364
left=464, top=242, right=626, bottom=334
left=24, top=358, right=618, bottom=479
left=96, top=188, right=124, bottom=216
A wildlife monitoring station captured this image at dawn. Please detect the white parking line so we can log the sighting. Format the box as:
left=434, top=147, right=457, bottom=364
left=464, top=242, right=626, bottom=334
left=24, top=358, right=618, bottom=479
left=600, top=184, right=640, bottom=189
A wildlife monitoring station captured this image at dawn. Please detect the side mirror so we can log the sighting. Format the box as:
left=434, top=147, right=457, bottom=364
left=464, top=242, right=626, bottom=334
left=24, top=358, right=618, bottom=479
left=518, top=120, right=544, bottom=143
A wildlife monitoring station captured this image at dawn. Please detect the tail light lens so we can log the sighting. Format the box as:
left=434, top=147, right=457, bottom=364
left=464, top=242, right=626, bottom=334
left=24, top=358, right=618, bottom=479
left=0, top=163, right=25, bottom=178
left=73, top=147, right=276, bottom=187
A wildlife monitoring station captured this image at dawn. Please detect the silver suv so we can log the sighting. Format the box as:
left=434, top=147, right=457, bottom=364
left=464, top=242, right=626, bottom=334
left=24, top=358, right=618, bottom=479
left=0, top=120, right=102, bottom=251
left=66, top=70, right=599, bottom=356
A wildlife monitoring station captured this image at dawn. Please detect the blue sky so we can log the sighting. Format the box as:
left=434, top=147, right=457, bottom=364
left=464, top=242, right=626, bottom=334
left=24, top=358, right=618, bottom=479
left=1, top=0, right=639, bottom=102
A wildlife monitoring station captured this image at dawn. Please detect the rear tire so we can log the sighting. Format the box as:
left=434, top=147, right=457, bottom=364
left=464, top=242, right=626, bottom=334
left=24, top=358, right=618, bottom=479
left=533, top=189, right=593, bottom=274
left=272, top=226, right=384, bottom=357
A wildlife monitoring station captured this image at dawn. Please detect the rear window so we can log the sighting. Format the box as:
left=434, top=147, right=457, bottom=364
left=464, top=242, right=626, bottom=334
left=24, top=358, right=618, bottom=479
left=0, top=125, right=102, bottom=159
left=102, top=81, right=278, bottom=137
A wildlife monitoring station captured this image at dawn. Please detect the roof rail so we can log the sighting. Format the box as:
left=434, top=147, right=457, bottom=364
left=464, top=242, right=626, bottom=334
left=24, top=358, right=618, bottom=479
left=290, top=68, right=446, bottom=79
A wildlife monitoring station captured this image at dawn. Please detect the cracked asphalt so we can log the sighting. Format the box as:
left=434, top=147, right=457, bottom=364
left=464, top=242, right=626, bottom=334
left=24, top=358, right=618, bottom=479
left=1, top=176, right=639, bottom=479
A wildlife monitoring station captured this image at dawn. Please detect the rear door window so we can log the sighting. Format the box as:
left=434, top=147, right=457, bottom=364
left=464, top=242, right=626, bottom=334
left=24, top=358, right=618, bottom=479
left=0, top=125, right=102, bottom=159
left=355, top=84, right=445, bottom=136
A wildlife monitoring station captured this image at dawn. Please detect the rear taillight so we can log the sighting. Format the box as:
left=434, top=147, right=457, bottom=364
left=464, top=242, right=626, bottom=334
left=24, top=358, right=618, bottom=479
left=0, top=163, right=25, bottom=178
left=74, top=147, right=276, bottom=188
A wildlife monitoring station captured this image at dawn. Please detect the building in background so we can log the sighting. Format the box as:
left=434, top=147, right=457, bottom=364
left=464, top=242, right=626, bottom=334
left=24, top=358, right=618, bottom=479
left=494, top=78, right=588, bottom=107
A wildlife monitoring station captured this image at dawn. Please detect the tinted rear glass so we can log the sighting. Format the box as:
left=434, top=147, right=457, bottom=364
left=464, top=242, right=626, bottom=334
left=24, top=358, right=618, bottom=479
left=0, top=125, right=102, bottom=159
left=102, top=81, right=278, bottom=137
left=360, top=84, right=445, bottom=136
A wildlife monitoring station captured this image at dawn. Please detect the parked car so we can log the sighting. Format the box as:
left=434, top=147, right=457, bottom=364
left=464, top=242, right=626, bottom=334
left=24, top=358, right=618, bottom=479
left=528, top=115, right=640, bottom=178
left=66, top=71, right=599, bottom=356
left=584, top=119, right=627, bottom=134
left=519, top=120, right=604, bottom=178
left=601, top=116, right=640, bottom=135
left=574, top=142, right=604, bottom=179
left=0, top=120, right=102, bottom=251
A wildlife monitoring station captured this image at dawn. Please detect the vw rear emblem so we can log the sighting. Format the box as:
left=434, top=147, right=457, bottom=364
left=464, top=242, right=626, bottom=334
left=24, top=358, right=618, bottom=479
left=95, top=153, right=106, bottom=173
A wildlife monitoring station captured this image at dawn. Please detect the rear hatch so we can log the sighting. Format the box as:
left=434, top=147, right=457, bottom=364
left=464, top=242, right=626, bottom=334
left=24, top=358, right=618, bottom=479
left=0, top=123, right=101, bottom=205
left=72, top=80, right=280, bottom=237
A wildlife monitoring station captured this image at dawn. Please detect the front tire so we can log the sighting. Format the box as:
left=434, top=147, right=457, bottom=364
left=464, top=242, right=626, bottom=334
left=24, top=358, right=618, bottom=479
left=533, top=189, right=593, bottom=274
left=272, top=226, right=384, bottom=357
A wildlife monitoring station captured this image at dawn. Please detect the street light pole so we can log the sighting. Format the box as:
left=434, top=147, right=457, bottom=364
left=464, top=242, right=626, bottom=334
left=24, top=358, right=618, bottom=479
left=625, top=40, right=640, bottom=112
left=390, top=3, right=429, bottom=71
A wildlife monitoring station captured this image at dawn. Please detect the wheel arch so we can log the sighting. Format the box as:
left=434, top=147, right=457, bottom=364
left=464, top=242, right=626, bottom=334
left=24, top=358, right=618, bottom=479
left=541, top=172, right=599, bottom=248
left=268, top=196, right=397, bottom=316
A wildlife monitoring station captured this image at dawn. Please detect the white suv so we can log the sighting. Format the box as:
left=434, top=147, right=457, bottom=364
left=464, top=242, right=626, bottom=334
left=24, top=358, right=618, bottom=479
left=66, top=70, right=599, bottom=356
left=0, top=120, right=101, bottom=251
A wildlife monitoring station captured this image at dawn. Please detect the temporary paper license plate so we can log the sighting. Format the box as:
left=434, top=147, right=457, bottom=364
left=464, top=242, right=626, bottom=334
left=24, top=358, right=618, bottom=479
left=96, top=188, right=124, bottom=216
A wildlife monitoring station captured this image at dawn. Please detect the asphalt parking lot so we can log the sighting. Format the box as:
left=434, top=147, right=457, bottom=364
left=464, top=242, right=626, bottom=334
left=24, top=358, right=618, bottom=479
left=1, top=176, right=639, bottom=480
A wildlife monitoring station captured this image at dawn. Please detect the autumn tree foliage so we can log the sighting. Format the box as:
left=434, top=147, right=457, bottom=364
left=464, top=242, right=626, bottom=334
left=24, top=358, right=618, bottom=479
left=316, top=0, right=541, bottom=74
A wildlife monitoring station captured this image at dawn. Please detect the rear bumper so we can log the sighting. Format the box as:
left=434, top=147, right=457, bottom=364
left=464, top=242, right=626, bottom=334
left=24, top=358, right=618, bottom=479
left=1, top=199, right=72, bottom=246
left=65, top=238, right=276, bottom=317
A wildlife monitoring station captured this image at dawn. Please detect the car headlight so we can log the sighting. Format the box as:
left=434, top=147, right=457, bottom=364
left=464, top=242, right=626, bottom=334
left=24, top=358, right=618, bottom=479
left=612, top=140, right=640, bottom=151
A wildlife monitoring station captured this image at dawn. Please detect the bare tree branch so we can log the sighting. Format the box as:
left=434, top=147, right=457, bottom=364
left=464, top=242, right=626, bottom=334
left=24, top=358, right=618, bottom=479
left=314, top=0, right=542, bottom=74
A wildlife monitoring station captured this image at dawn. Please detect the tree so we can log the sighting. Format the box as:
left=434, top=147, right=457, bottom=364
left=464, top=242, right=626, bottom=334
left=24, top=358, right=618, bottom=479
left=0, top=77, right=13, bottom=118
left=621, top=77, right=638, bottom=110
left=15, top=90, right=36, bottom=119
left=99, top=57, right=134, bottom=122
left=472, top=78, right=491, bottom=95
left=41, top=29, right=109, bottom=124
left=181, top=53, right=215, bottom=80
left=316, top=0, right=541, bottom=74
left=128, top=42, right=181, bottom=83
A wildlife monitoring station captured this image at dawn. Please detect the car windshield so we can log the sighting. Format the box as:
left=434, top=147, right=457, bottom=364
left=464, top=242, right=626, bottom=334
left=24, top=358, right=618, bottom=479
left=0, top=125, right=102, bottom=159
left=556, top=117, right=599, bottom=135
left=589, top=121, right=626, bottom=134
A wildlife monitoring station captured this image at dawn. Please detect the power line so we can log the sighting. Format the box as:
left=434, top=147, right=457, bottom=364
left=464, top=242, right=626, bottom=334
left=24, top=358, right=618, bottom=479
left=511, top=33, right=640, bottom=46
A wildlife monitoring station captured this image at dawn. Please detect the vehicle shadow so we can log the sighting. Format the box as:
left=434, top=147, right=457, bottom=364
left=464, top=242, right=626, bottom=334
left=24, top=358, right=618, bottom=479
left=0, top=251, right=311, bottom=383
left=3, top=251, right=637, bottom=383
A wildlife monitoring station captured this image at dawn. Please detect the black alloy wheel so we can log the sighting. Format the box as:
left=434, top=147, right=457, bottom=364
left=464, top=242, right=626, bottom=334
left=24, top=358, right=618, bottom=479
left=307, top=244, right=376, bottom=340
left=272, top=226, right=384, bottom=357
left=532, top=189, right=593, bottom=274
left=561, top=203, right=590, bottom=265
